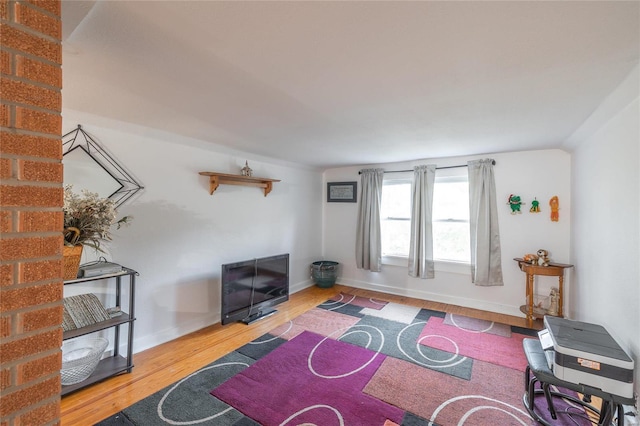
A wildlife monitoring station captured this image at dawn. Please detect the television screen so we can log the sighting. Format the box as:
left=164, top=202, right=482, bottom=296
left=221, top=253, right=289, bottom=325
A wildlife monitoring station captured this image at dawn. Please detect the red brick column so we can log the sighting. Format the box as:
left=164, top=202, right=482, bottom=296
left=0, top=1, right=63, bottom=424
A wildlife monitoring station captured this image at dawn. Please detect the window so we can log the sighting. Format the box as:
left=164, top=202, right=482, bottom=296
left=381, top=170, right=470, bottom=264
left=381, top=178, right=412, bottom=257
left=432, top=175, right=470, bottom=262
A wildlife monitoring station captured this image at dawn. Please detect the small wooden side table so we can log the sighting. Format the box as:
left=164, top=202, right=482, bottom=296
left=514, top=258, right=573, bottom=328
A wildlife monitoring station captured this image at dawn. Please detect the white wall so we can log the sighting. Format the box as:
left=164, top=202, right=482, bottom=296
left=62, top=110, right=324, bottom=352
left=323, top=149, right=571, bottom=317
left=568, top=65, right=639, bottom=398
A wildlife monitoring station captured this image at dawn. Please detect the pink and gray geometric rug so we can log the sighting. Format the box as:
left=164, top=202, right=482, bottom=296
left=97, top=293, right=592, bottom=426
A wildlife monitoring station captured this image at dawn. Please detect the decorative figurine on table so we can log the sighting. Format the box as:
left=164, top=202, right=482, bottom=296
left=529, top=198, right=540, bottom=213
left=507, top=194, right=525, bottom=214
left=523, top=253, right=538, bottom=264
left=241, top=161, right=253, bottom=177
left=547, top=287, right=559, bottom=316
left=536, top=249, right=550, bottom=266
left=549, top=196, right=559, bottom=221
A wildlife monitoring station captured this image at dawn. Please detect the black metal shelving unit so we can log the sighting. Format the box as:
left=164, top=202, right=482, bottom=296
left=61, top=267, right=137, bottom=396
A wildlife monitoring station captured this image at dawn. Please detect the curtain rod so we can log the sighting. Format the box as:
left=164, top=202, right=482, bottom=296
left=358, top=160, right=495, bottom=175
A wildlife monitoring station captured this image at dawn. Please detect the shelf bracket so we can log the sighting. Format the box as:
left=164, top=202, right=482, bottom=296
left=264, top=181, right=273, bottom=197
left=209, top=175, right=220, bottom=195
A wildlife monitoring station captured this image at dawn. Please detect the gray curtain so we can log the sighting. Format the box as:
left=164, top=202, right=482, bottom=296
left=408, top=165, right=436, bottom=278
left=356, top=168, right=384, bottom=271
left=468, top=159, right=503, bottom=286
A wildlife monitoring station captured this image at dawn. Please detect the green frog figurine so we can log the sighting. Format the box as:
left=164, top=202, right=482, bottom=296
left=507, top=194, right=524, bottom=214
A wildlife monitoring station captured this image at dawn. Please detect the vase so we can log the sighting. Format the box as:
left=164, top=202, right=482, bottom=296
left=311, top=261, right=339, bottom=288
left=63, top=245, right=83, bottom=280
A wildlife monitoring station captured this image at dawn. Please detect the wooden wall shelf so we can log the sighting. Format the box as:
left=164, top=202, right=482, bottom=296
left=199, top=172, right=281, bottom=197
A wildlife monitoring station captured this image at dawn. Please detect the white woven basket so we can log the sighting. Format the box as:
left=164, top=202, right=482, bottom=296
left=61, top=337, right=108, bottom=385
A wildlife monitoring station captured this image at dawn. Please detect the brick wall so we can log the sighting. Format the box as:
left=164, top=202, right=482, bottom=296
left=0, top=1, right=63, bottom=425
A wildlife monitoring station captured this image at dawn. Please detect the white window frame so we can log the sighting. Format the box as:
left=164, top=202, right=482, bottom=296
left=380, top=168, right=471, bottom=275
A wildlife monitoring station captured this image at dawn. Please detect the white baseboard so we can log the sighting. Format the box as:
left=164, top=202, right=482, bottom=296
left=130, top=277, right=524, bottom=355
left=132, top=279, right=315, bottom=354
left=290, top=279, right=314, bottom=294
left=337, top=277, right=524, bottom=319
left=133, top=312, right=220, bottom=354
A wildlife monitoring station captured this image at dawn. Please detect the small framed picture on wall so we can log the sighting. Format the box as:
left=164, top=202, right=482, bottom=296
left=327, top=181, right=357, bottom=203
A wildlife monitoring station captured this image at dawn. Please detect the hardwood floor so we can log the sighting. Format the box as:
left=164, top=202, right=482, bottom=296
left=60, top=284, right=541, bottom=425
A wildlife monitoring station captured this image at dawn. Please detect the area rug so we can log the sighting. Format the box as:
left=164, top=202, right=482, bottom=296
left=96, top=294, right=592, bottom=426
left=442, top=313, right=511, bottom=337
left=324, top=292, right=389, bottom=310
left=418, top=315, right=529, bottom=372
left=212, top=331, right=404, bottom=425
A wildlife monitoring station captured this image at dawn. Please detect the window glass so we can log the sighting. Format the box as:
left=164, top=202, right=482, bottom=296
left=433, top=178, right=470, bottom=262
left=381, top=179, right=411, bottom=257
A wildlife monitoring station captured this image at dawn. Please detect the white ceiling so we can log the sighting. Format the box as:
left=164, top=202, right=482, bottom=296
left=62, top=1, right=640, bottom=170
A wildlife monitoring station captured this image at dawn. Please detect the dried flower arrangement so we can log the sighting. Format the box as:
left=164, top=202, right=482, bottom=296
left=63, top=185, right=132, bottom=252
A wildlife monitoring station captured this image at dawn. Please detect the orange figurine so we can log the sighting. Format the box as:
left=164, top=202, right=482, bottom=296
left=549, top=196, right=559, bottom=222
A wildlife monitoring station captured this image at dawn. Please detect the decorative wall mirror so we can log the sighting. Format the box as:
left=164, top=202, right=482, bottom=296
left=62, top=125, right=143, bottom=207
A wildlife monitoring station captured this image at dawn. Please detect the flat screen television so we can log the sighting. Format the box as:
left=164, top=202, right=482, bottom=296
left=221, top=253, right=289, bottom=325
